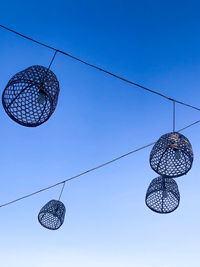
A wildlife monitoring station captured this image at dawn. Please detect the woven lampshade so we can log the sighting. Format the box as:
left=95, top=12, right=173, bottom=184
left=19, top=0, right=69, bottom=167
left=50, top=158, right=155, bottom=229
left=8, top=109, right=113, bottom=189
left=2, top=65, right=60, bottom=127
left=150, top=132, right=193, bottom=178
left=145, top=176, right=180, bottom=214
left=38, top=200, right=66, bottom=230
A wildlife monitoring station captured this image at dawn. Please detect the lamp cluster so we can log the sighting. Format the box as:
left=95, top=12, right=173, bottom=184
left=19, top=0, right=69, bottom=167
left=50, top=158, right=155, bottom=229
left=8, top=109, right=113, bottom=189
left=146, top=132, right=194, bottom=214
left=1, top=65, right=196, bottom=230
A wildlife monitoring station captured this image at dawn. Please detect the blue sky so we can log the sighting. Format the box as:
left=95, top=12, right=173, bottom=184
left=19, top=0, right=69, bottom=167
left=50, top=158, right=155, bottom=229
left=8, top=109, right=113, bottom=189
left=0, top=1, right=200, bottom=266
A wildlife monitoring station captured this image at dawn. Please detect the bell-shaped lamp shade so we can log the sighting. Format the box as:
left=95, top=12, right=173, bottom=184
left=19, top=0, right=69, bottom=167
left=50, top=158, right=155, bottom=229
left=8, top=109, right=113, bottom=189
left=149, top=132, right=193, bottom=178
left=145, top=176, right=180, bottom=214
left=2, top=65, right=60, bottom=127
left=38, top=200, right=66, bottom=230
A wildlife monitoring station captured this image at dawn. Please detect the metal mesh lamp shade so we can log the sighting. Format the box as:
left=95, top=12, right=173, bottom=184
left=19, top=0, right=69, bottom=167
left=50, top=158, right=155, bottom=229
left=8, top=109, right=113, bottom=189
left=150, top=132, right=193, bottom=178
left=2, top=65, right=60, bottom=127
left=38, top=200, right=66, bottom=230
left=145, top=176, right=180, bottom=214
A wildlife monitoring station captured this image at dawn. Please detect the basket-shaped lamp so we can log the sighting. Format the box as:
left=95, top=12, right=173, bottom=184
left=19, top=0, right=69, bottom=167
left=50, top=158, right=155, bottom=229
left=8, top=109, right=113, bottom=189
left=150, top=132, right=193, bottom=178
left=145, top=176, right=180, bottom=214
left=38, top=200, right=66, bottom=230
left=2, top=65, right=60, bottom=127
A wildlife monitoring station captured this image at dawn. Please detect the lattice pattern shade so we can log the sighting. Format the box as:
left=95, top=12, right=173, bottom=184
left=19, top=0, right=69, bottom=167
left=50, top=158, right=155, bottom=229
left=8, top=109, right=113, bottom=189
left=2, top=65, right=60, bottom=127
left=145, top=176, right=180, bottom=214
left=149, top=132, right=193, bottom=178
left=38, top=200, right=66, bottom=230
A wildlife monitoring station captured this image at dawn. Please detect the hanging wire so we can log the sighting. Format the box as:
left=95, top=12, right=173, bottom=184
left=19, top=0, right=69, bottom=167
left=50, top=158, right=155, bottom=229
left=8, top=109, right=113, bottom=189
left=178, top=119, right=200, bottom=132
left=58, top=182, right=66, bottom=201
left=1, top=24, right=200, bottom=112
left=0, top=142, right=155, bottom=208
left=42, top=49, right=58, bottom=82
left=0, top=118, right=199, bottom=209
left=47, top=50, right=58, bottom=71
left=173, top=101, right=176, bottom=132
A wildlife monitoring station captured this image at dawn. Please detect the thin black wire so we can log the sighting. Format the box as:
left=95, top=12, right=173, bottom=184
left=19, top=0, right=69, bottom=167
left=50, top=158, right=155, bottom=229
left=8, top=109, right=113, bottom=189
left=1, top=24, right=200, bottom=112
left=178, top=119, right=200, bottom=132
left=0, top=142, right=155, bottom=208
left=47, top=50, right=58, bottom=71
left=58, top=182, right=66, bottom=201
left=0, top=118, right=199, bottom=209
left=43, top=50, right=58, bottom=82
left=173, top=101, right=175, bottom=132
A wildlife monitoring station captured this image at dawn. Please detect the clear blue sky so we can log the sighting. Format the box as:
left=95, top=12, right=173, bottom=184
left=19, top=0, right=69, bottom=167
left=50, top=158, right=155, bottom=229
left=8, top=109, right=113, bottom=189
left=0, top=1, right=200, bottom=266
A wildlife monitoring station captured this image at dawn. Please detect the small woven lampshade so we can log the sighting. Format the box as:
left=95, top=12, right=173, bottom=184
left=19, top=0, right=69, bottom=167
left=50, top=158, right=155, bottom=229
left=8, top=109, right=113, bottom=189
left=145, top=176, right=180, bottom=214
left=2, top=65, right=60, bottom=127
left=150, top=132, right=193, bottom=178
left=38, top=200, right=66, bottom=230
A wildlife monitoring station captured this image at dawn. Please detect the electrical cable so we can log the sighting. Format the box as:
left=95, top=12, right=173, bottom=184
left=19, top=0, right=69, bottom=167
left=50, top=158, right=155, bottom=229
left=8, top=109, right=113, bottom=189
left=0, top=118, right=199, bottom=209
left=173, top=101, right=176, bottom=132
left=0, top=142, right=155, bottom=208
left=1, top=24, right=200, bottom=112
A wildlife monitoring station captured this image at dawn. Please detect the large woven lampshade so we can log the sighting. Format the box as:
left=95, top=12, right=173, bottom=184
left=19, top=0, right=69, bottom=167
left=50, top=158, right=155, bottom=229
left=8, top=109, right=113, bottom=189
left=150, top=132, right=193, bottom=178
left=2, top=65, right=60, bottom=127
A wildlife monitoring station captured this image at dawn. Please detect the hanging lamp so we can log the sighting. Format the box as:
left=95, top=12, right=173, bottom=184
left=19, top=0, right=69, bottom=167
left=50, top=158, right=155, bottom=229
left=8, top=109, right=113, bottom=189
left=149, top=102, right=193, bottom=178
left=145, top=176, right=180, bottom=214
left=150, top=132, right=193, bottom=178
left=2, top=51, right=59, bottom=127
left=38, top=182, right=66, bottom=230
left=38, top=199, right=66, bottom=230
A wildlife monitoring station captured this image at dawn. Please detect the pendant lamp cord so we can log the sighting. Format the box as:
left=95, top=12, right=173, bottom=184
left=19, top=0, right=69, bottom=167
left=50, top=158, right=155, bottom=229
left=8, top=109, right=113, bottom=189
left=58, top=182, right=66, bottom=201
left=173, top=101, right=176, bottom=132
left=47, top=50, right=58, bottom=71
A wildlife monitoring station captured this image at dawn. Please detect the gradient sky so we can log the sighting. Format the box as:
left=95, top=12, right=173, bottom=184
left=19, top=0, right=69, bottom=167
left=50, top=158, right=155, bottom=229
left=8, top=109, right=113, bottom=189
left=0, top=1, right=200, bottom=266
